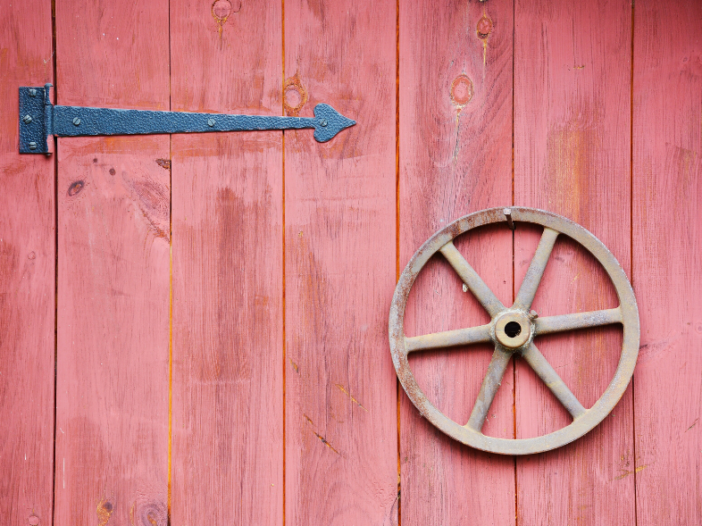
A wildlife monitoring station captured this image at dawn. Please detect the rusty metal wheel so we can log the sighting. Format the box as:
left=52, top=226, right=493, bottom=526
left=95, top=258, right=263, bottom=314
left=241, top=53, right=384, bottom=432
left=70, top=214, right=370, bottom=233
left=389, top=207, right=640, bottom=455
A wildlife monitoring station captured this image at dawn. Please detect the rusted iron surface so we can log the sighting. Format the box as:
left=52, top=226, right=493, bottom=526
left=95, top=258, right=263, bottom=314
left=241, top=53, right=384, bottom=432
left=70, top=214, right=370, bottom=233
left=534, top=308, right=622, bottom=335
left=520, top=343, right=587, bottom=419
left=389, top=207, right=640, bottom=455
left=439, top=241, right=505, bottom=317
left=512, top=226, right=559, bottom=311
left=405, top=324, right=492, bottom=353
left=466, top=347, right=512, bottom=432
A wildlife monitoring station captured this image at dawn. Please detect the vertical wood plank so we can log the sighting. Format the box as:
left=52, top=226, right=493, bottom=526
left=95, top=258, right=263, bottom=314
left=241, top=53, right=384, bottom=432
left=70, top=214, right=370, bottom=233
left=54, top=1, right=171, bottom=524
left=284, top=1, right=397, bottom=524
left=514, top=1, right=635, bottom=524
left=399, top=1, right=516, bottom=525
left=0, top=2, right=55, bottom=525
left=170, top=1, right=283, bottom=524
left=633, top=1, right=702, bottom=524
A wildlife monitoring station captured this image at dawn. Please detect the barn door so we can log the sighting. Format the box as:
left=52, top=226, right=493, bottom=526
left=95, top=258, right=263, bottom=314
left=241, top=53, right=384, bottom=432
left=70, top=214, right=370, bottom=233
left=1, top=1, right=701, bottom=526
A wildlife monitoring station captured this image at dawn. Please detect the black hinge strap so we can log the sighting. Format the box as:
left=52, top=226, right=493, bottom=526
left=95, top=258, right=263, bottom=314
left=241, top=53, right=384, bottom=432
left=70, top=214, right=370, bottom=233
left=19, top=84, right=355, bottom=154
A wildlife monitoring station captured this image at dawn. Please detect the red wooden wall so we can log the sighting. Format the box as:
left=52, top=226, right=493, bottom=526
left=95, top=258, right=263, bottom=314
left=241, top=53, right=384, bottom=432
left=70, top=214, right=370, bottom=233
left=1, top=1, right=700, bottom=525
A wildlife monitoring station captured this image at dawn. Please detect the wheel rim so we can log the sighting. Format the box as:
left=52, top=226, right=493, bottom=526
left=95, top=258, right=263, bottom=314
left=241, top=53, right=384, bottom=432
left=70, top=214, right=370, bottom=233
left=389, top=207, right=640, bottom=455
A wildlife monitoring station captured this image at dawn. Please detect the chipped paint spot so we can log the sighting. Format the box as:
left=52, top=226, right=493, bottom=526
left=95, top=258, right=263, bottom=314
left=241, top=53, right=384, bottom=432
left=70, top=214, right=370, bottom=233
left=335, top=384, right=368, bottom=412
left=313, top=431, right=339, bottom=454
left=302, top=414, right=338, bottom=454
left=289, top=358, right=299, bottom=374
left=97, top=500, right=114, bottom=526
left=615, top=464, right=648, bottom=480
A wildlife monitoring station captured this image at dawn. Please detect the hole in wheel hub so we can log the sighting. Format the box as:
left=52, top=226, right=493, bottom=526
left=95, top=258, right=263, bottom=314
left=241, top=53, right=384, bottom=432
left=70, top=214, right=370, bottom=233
left=504, top=321, right=522, bottom=338
left=494, top=311, right=532, bottom=349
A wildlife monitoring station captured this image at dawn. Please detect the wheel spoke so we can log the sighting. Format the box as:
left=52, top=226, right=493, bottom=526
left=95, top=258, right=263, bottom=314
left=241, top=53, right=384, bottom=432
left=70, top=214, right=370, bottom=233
left=521, top=343, right=586, bottom=419
left=535, top=308, right=622, bottom=336
left=439, top=241, right=505, bottom=317
left=404, top=324, right=492, bottom=354
left=513, top=228, right=559, bottom=311
left=465, top=346, right=512, bottom=432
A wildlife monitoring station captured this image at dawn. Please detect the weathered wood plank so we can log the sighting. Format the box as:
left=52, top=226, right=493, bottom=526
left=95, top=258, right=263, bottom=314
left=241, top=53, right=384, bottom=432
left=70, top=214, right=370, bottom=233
left=0, top=2, right=55, bottom=525
left=54, top=1, right=171, bottom=524
left=514, top=0, right=635, bottom=523
left=283, top=1, right=398, bottom=524
left=399, top=1, right=516, bottom=524
left=633, top=1, right=702, bottom=524
left=170, top=1, right=283, bottom=524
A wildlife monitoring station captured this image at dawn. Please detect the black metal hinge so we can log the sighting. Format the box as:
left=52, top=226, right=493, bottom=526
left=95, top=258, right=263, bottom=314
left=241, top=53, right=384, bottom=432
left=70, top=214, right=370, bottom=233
left=19, top=84, right=356, bottom=154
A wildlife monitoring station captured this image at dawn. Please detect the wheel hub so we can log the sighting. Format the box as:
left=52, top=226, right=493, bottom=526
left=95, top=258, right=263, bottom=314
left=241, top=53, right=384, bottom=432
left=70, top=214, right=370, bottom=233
left=493, top=310, right=533, bottom=350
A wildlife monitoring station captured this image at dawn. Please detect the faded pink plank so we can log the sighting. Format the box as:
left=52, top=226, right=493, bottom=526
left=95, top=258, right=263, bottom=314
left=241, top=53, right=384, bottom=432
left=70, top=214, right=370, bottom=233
left=54, top=0, right=171, bottom=524
left=170, top=1, right=283, bottom=524
left=514, top=0, right=634, bottom=523
left=0, top=2, right=55, bottom=525
left=633, top=1, right=702, bottom=523
left=284, top=1, right=397, bottom=524
left=399, top=0, right=515, bottom=524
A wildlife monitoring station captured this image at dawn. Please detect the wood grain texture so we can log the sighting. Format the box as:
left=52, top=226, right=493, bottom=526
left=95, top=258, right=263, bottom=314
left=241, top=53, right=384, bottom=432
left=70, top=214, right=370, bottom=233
left=0, top=2, right=55, bottom=525
left=399, top=1, right=515, bottom=525
left=283, top=1, right=398, bottom=524
left=54, top=1, right=171, bottom=524
left=514, top=0, right=634, bottom=523
left=170, top=1, right=283, bottom=524
left=10, top=2, right=702, bottom=522
left=633, top=1, right=702, bottom=523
